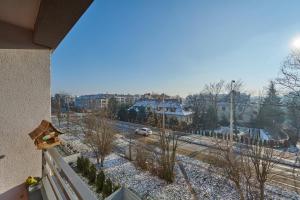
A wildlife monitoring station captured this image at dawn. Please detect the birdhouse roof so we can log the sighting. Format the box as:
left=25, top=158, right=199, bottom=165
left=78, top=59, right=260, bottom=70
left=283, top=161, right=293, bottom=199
left=29, top=120, right=62, bottom=141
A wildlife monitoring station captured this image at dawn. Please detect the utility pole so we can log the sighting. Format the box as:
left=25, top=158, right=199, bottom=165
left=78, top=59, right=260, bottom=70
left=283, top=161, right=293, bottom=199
left=162, top=93, right=165, bottom=131
left=230, top=80, right=235, bottom=142
left=67, top=97, right=70, bottom=133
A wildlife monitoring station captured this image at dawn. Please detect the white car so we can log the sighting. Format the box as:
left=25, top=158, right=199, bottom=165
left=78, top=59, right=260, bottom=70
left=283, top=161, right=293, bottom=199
left=135, top=127, right=152, bottom=136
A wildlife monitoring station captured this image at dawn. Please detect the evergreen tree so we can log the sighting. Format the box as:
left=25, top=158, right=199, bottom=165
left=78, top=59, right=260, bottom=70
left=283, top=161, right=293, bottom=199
left=256, top=81, right=284, bottom=129
left=179, top=121, right=188, bottom=132
left=128, top=108, right=137, bottom=122
left=88, top=165, right=97, bottom=184
left=169, top=117, right=179, bottom=130
left=102, top=178, right=113, bottom=197
left=146, top=111, right=155, bottom=126
left=117, top=104, right=129, bottom=121
left=83, top=157, right=90, bottom=177
left=219, top=114, right=229, bottom=126
left=77, top=156, right=83, bottom=172
left=96, top=170, right=105, bottom=193
left=137, top=106, right=147, bottom=123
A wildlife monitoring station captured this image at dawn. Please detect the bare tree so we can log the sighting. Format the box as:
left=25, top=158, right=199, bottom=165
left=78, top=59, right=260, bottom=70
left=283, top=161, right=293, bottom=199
left=157, top=130, right=179, bottom=183
left=135, top=144, right=149, bottom=170
left=204, top=80, right=225, bottom=113
left=210, top=139, right=256, bottom=200
left=277, top=50, right=300, bottom=95
left=240, top=151, right=257, bottom=200
left=83, top=110, right=116, bottom=167
left=246, top=143, right=276, bottom=200
left=277, top=51, right=300, bottom=191
left=185, top=93, right=208, bottom=130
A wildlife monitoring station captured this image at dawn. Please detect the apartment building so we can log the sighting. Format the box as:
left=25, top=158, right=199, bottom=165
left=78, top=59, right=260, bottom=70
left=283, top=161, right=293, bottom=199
left=75, top=93, right=141, bottom=110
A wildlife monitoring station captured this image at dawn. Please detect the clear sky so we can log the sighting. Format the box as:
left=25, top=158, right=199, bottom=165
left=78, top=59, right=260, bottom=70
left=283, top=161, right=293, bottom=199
left=51, top=0, right=300, bottom=97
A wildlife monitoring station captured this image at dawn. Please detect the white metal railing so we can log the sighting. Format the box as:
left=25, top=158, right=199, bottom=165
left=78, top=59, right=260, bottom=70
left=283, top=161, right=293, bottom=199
left=43, top=148, right=98, bottom=200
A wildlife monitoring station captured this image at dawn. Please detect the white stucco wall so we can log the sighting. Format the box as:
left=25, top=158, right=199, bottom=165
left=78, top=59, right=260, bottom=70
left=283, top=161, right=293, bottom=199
left=0, top=49, right=50, bottom=193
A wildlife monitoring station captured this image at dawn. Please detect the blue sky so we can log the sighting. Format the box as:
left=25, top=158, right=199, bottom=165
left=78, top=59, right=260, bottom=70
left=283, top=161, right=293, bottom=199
left=51, top=0, right=300, bottom=97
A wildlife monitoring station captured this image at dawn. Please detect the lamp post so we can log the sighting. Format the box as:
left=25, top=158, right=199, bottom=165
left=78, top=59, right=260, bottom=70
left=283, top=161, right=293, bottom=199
left=230, top=80, right=235, bottom=142
left=162, top=93, right=165, bottom=131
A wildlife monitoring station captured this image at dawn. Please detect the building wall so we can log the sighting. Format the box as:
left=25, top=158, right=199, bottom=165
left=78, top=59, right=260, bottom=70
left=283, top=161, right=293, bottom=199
left=0, top=49, right=50, bottom=193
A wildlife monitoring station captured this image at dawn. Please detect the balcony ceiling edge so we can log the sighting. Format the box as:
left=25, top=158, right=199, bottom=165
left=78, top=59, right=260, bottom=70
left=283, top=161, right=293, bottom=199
left=33, top=0, right=94, bottom=49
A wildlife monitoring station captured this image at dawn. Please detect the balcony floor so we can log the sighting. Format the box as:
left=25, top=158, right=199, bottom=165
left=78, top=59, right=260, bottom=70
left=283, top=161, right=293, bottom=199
left=0, top=184, right=28, bottom=200
left=0, top=183, right=43, bottom=200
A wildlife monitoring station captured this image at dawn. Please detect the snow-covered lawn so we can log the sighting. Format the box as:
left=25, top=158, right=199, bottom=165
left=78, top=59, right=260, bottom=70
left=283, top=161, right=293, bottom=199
left=60, top=130, right=300, bottom=200
left=87, top=153, right=192, bottom=200
left=178, top=155, right=300, bottom=200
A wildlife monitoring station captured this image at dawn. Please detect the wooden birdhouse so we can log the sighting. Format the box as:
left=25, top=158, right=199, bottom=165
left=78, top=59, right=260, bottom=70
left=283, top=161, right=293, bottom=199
left=28, top=120, right=62, bottom=150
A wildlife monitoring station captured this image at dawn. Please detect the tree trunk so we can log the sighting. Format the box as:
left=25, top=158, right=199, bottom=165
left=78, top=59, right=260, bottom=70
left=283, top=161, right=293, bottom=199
left=100, top=156, right=104, bottom=167
left=129, top=138, right=132, bottom=161
left=259, top=183, right=265, bottom=200
left=236, top=186, right=244, bottom=200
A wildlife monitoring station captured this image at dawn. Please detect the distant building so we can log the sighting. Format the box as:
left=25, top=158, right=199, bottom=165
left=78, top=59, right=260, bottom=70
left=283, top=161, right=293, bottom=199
left=75, top=94, right=108, bottom=110
left=51, top=93, right=75, bottom=112
left=216, top=93, right=259, bottom=124
left=74, top=93, right=141, bottom=110
left=131, top=98, right=193, bottom=124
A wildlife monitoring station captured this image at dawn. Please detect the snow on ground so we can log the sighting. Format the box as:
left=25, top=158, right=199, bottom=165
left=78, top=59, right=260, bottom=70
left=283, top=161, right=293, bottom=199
left=265, top=185, right=300, bottom=200
left=178, top=155, right=239, bottom=200
left=178, top=154, right=300, bottom=200
left=60, top=127, right=300, bottom=200
left=260, top=129, right=271, bottom=140
left=145, top=166, right=192, bottom=200
left=60, top=133, right=90, bottom=153
left=101, top=154, right=192, bottom=200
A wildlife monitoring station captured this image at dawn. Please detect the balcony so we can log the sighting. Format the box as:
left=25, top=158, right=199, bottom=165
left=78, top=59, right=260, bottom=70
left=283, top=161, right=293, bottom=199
left=1, top=146, right=141, bottom=200
left=42, top=148, right=98, bottom=200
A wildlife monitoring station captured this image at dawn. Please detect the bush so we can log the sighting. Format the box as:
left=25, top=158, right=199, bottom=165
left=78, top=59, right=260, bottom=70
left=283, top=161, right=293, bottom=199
left=135, top=145, right=148, bottom=170
left=83, top=158, right=90, bottom=177
left=96, top=170, right=105, bottom=193
left=77, top=156, right=83, bottom=172
left=88, top=165, right=97, bottom=184
left=113, top=183, right=120, bottom=192
left=102, top=178, right=113, bottom=198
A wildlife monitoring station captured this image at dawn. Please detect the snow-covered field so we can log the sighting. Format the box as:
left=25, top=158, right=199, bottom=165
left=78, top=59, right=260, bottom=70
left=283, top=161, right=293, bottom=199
left=74, top=150, right=300, bottom=200
left=57, top=122, right=300, bottom=200
left=86, top=153, right=192, bottom=200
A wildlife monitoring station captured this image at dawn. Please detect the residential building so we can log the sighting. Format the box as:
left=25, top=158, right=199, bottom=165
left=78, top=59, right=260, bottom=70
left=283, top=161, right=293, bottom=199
left=131, top=98, right=193, bottom=124
left=75, top=93, right=141, bottom=110
left=217, top=94, right=259, bottom=124
left=75, top=94, right=106, bottom=110
left=51, top=93, right=75, bottom=113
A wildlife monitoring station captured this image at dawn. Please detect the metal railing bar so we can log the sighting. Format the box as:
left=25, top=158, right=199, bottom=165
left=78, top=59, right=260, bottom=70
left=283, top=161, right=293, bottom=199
left=45, top=148, right=98, bottom=200
left=47, top=175, right=65, bottom=200
left=44, top=152, right=74, bottom=200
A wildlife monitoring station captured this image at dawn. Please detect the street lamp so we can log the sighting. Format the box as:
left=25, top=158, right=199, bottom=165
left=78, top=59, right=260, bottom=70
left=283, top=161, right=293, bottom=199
left=230, top=80, right=235, bottom=142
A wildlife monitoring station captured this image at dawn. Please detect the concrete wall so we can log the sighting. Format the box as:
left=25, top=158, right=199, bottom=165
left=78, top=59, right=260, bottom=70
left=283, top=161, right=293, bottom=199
left=0, top=21, right=50, bottom=194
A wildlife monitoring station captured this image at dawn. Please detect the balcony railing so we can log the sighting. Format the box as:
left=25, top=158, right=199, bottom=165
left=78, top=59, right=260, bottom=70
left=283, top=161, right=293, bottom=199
left=42, top=148, right=98, bottom=200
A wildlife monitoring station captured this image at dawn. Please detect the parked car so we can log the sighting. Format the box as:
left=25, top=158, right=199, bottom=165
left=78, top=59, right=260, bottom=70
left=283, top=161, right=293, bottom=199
left=135, top=127, right=152, bottom=136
